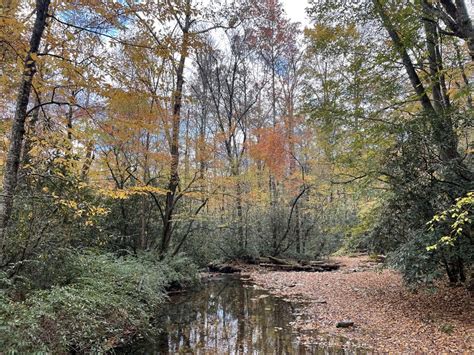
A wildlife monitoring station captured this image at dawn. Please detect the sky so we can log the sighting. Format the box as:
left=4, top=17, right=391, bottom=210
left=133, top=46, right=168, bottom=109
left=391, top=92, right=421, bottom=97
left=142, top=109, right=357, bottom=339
left=281, top=0, right=310, bottom=26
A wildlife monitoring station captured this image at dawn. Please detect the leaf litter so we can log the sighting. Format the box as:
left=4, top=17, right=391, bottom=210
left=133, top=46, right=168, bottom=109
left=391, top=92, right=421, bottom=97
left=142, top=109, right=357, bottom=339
left=247, top=256, right=473, bottom=353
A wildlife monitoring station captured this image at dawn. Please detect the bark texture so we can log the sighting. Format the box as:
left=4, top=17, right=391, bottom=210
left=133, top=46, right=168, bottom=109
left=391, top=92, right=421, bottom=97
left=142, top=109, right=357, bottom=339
left=160, top=2, right=192, bottom=256
left=0, top=0, right=51, bottom=262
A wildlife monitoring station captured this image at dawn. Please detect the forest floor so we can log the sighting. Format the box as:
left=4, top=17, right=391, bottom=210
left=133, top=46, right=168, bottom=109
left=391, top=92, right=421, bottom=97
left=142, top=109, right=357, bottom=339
left=246, top=256, right=473, bottom=353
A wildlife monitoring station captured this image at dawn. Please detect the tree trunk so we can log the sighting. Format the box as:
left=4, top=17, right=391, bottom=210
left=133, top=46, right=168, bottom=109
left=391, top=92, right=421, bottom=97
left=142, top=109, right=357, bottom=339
left=80, top=141, right=94, bottom=181
left=20, top=95, right=41, bottom=185
left=454, top=42, right=473, bottom=109
left=0, top=0, right=50, bottom=263
left=295, top=204, right=301, bottom=253
left=423, top=16, right=445, bottom=113
left=235, top=167, right=244, bottom=249
left=160, top=7, right=191, bottom=257
left=374, top=0, right=466, bottom=166
left=443, top=0, right=474, bottom=61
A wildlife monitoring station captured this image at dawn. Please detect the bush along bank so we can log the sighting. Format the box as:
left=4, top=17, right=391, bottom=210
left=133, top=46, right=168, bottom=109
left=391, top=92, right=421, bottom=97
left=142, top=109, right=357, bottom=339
left=0, top=250, right=199, bottom=353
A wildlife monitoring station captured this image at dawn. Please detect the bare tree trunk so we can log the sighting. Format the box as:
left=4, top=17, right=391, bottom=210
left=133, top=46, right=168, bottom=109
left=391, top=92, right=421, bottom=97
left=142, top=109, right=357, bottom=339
left=161, top=52, right=185, bottom=255
left=20, top=95, right=41, bottom=185
left=183, top=109, right=190, bottom=185
left=422, top=0, right=474, bottom=61
left=423, top=16, right=446, bottom=113
left=443, top=0, right=474, bottom=61
left=454, top=42, right=473, bottom=109
left=80, top=91, right=94, bottom=182
left=295, top=205, right=301, bottom=253
left=233, top=164, right=244, bottom=249
left=80, top=141, right=95, bottom=181
left=0, top=0, right=50, bottom=263
left=198, top=117, right=206, bottom=181
left=270, top=56, right=278, bottom=254
left=64, top=98, right=74, bottom=174
left=160, top=7, right=191, bottom=257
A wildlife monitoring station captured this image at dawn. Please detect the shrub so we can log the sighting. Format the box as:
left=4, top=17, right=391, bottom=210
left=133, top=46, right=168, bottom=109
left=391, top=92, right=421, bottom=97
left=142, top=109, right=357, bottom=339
left=0, top=251, right=198, bottom=352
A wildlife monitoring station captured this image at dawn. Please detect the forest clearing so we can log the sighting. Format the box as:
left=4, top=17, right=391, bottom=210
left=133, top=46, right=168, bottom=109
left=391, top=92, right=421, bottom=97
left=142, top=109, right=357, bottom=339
left=0, top=0, right=473, bottom=353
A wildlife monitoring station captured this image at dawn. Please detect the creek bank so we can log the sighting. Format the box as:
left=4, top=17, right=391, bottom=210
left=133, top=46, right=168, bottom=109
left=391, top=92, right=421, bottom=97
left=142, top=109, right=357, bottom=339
left=246, top=256, right=474, bottom=353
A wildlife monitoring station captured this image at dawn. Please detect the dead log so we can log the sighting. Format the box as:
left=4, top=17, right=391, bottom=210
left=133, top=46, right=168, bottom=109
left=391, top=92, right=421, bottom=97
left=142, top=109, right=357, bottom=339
left=301, top=262, right=340, bottom=271
left=257, top=256, right=340, bottom=272
left=268, top=256, right=298, bottom=266
left=260, top=263, right=313, bottom=271
left=318, top=263, right=340, bottom=271
left=259, top=263, right=339, bottom=272
left=208, top=263, right=241, bottom=273
left=308, top=260, right=339, bottom=266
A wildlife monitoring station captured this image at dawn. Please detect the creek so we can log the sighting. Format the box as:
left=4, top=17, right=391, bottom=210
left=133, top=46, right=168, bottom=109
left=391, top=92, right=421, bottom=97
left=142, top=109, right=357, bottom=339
left=119, top=275, right=354, bottom=354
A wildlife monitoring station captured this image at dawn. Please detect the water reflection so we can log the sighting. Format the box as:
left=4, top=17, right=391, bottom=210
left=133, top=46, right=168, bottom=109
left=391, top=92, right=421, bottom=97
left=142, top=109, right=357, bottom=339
left=119, top=275, right=345, bottom=354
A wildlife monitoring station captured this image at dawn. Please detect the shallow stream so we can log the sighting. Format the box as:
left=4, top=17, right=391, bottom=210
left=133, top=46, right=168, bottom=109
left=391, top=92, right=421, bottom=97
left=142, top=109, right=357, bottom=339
left=119, top=275, right=354, bottom=354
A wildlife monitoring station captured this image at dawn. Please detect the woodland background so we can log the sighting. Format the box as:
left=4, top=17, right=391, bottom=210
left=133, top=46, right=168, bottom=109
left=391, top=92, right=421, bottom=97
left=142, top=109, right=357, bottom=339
left=0, top=0, right=472, bottom=351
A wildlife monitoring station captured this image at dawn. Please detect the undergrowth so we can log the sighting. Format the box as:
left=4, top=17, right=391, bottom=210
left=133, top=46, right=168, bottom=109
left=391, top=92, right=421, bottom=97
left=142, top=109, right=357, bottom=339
left=0, top=250, right=198, bottom=352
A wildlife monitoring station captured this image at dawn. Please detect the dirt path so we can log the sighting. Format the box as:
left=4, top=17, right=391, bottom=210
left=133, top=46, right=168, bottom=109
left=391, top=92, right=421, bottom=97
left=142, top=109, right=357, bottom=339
left=246, top=256, right=473, bottom=353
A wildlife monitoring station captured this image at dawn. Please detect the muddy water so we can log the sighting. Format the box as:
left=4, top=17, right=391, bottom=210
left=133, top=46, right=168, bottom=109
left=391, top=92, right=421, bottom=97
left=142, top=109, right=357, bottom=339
left=119, top=275, right=350, bottom=354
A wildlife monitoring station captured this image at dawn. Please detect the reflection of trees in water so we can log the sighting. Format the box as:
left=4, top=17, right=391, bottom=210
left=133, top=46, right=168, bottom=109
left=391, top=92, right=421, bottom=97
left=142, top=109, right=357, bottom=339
left=155, top=277, right=299, bottom=354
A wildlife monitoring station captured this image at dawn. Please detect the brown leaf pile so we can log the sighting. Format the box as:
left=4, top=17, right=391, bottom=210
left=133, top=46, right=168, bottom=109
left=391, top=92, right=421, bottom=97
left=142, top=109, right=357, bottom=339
left=247, top=256, right=473, bottom=353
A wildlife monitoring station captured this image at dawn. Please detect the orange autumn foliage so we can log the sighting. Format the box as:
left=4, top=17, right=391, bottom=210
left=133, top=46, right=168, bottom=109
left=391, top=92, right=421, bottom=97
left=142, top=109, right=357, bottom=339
left=249, top=126, right=289, bottom=179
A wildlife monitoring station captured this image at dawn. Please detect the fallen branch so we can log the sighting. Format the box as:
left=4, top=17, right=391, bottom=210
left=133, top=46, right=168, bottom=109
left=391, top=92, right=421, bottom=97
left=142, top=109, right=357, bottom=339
left=259, top=262, right=339, bottom=272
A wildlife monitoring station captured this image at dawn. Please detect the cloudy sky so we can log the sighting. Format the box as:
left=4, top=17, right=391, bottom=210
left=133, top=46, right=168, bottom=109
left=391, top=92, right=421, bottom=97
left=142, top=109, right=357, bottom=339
left=281, top=0, right=310, bottom=25
left=281, top=0, right=474, bottom=23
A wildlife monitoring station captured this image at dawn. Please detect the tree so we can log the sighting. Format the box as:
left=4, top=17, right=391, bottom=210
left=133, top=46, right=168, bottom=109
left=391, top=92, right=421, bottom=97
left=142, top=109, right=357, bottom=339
left=0, top=0, right=51, bottom=263
left=421, top=0, right=474, bottom=61
left=195, top=31, right=261, bottom=250
left=306, top=0, right=473, bottom=283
